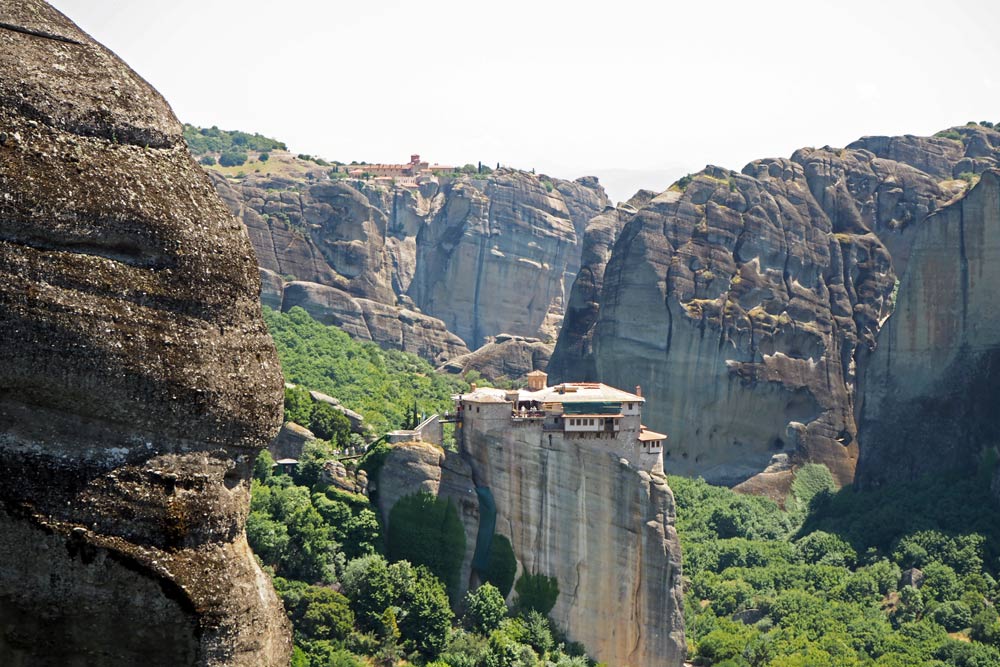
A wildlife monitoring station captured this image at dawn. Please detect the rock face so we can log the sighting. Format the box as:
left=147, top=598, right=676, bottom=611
left=549, top=190, right=656, bottom=380
left=553, top=126, right=1000, bottom=489
left=856, top=170, right=1000, bottom=487
left=438, top=333, right=554, bottom=382
left=377, top=436, right=685, bottom=667
left=375, top=442, right=481, bottom=601
left=460, top=417, right=685, bottom=667
left=0, top=3, right=289, bottom=665
left=212, top=167, right=609, bottom=359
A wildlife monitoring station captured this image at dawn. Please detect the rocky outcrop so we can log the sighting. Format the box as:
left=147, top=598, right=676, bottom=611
left=375, top=443, right=480, bottom=599
left=308, top=390, right=366, bottom=433
left=549, top=190, right=656, bottom=380
left=0, top=3, right=289, bottom=664
left=376, top=437, right=684, bottom=667
left=438, top=333, right=554, bottom=382
left=212, top=167, right=608, bottom=359
left=461, top=421, right=685, bottom=667
left=856, top=170, right=1000, bottom=487
left=553, top=126, right=1000, bottom=489
left=278, top=280, right=470, bottom=364
left=270, top=422, right=316, bottom=461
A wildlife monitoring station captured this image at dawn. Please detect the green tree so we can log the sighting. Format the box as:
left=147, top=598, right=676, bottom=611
left=387, top=492, right=466, bottom=599
left=795, top=530, right=857, bottom=567
left=310, top=402, right=351, bottom=445
left=246, top=508, right=289, bottom=565
left=340, top=555, right=454, bottom=658
left=284, top=385, right=314, bottom=426
left=483, top=535, right=517, bottom=598
left=254, top=449, right=275, bottom=483
left=464, top=583, right=507, bottom=633
left=513, top=573, right=559, bottom=615
left=219, top=150, right=248, bottom=167
left=259, top=152, right=270, bottom=162
left=288, top=586, right=355, bottom=642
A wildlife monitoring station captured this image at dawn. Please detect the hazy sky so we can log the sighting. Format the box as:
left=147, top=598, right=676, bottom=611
left=49, top=1, right=1000, bottom=201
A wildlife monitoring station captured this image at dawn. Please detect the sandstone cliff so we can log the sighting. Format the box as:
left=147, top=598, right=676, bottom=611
left=377, top=437, right=685, bottom=667
left=549, top=190, right=656, bottom=380
left=0, top=3, right=289, bottom=664
left=552, top=126, right=1000, bottom=490
left=210, top=164, right=608, bottom=361
left=856, top=169, right=1000, bottom=487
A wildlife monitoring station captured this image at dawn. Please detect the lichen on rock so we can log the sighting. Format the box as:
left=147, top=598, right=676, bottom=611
left=0, top=2, right=290, bottom=664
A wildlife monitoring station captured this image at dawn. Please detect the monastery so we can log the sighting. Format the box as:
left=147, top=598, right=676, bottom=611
left=454, top=371, right=667, bottom=472
left=346, top=154, right=455, bottom=182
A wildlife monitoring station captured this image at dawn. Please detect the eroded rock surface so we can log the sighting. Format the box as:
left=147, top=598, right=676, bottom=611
left=375, top=442, right=480, bottom=601
left=438, top=333, right=554, bottom=382
left=376, top=436, right=685, bottom=667
left=0, top=3, right=289, bottom=664
left=856, top=170, right=1000, bottom=487
left=212, top=168, right=608, bottom=359
left=462, top=423, right=685, bottom=667
left=553, top=126, right=1000, bottom=488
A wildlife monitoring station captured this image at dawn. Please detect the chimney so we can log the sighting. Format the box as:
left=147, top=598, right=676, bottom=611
left=635, top=385, right=642, bottom=398
left=470, top=382, right=478, bottom=392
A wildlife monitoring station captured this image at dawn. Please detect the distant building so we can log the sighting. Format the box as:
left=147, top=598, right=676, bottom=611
left=455, top=371, right=666, bottom=472
left=347, top=154, right=455, bottom=180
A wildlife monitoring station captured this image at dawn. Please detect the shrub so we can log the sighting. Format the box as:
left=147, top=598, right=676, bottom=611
left=936, top=129, right=963, bottom=141
left=219, top=150, right=248, bottom=167
left=464, top=583, right=508, bottom=633
left=259, top=152, right=270, bottom=162
left=513, top=573, right=559, bottom=615
left=483, top=535, right=517, bottom=598
left=199, top=155, right=216, bottom=166
left=788, top=464, right=837, bottom=519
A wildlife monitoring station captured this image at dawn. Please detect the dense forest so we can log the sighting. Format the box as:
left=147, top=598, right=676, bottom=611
left=264, top=306, right=466, bottom=434
left=676, top=463, right=1000, bottom=666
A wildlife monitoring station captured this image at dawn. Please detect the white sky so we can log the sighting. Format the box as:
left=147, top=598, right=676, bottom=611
left=48, top=0, right=1000, bottom=202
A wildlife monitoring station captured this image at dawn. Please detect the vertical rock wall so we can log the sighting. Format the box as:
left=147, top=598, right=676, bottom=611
left=214, top=168, right=609, bottom=358
left=856, top=170, right=1000, bottom=486
left=0, top=2, right=289, bottom=664
left=554, top=128, right=1000, bottom=491
left=376, top=435, right=685, bottom=667
left=461, top=409, right=686, bottom=667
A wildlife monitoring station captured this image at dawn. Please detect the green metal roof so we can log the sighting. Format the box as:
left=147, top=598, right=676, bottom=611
left=561, top=401, right=622, bottom=415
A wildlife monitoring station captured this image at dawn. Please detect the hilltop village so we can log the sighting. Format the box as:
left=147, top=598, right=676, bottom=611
left=345, top=153, right=456, bottom=185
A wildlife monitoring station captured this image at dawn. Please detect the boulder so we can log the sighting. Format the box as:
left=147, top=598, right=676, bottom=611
left=439, top=334, right=554, bottom=382
left=269, top=422, right=316, bottom=461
